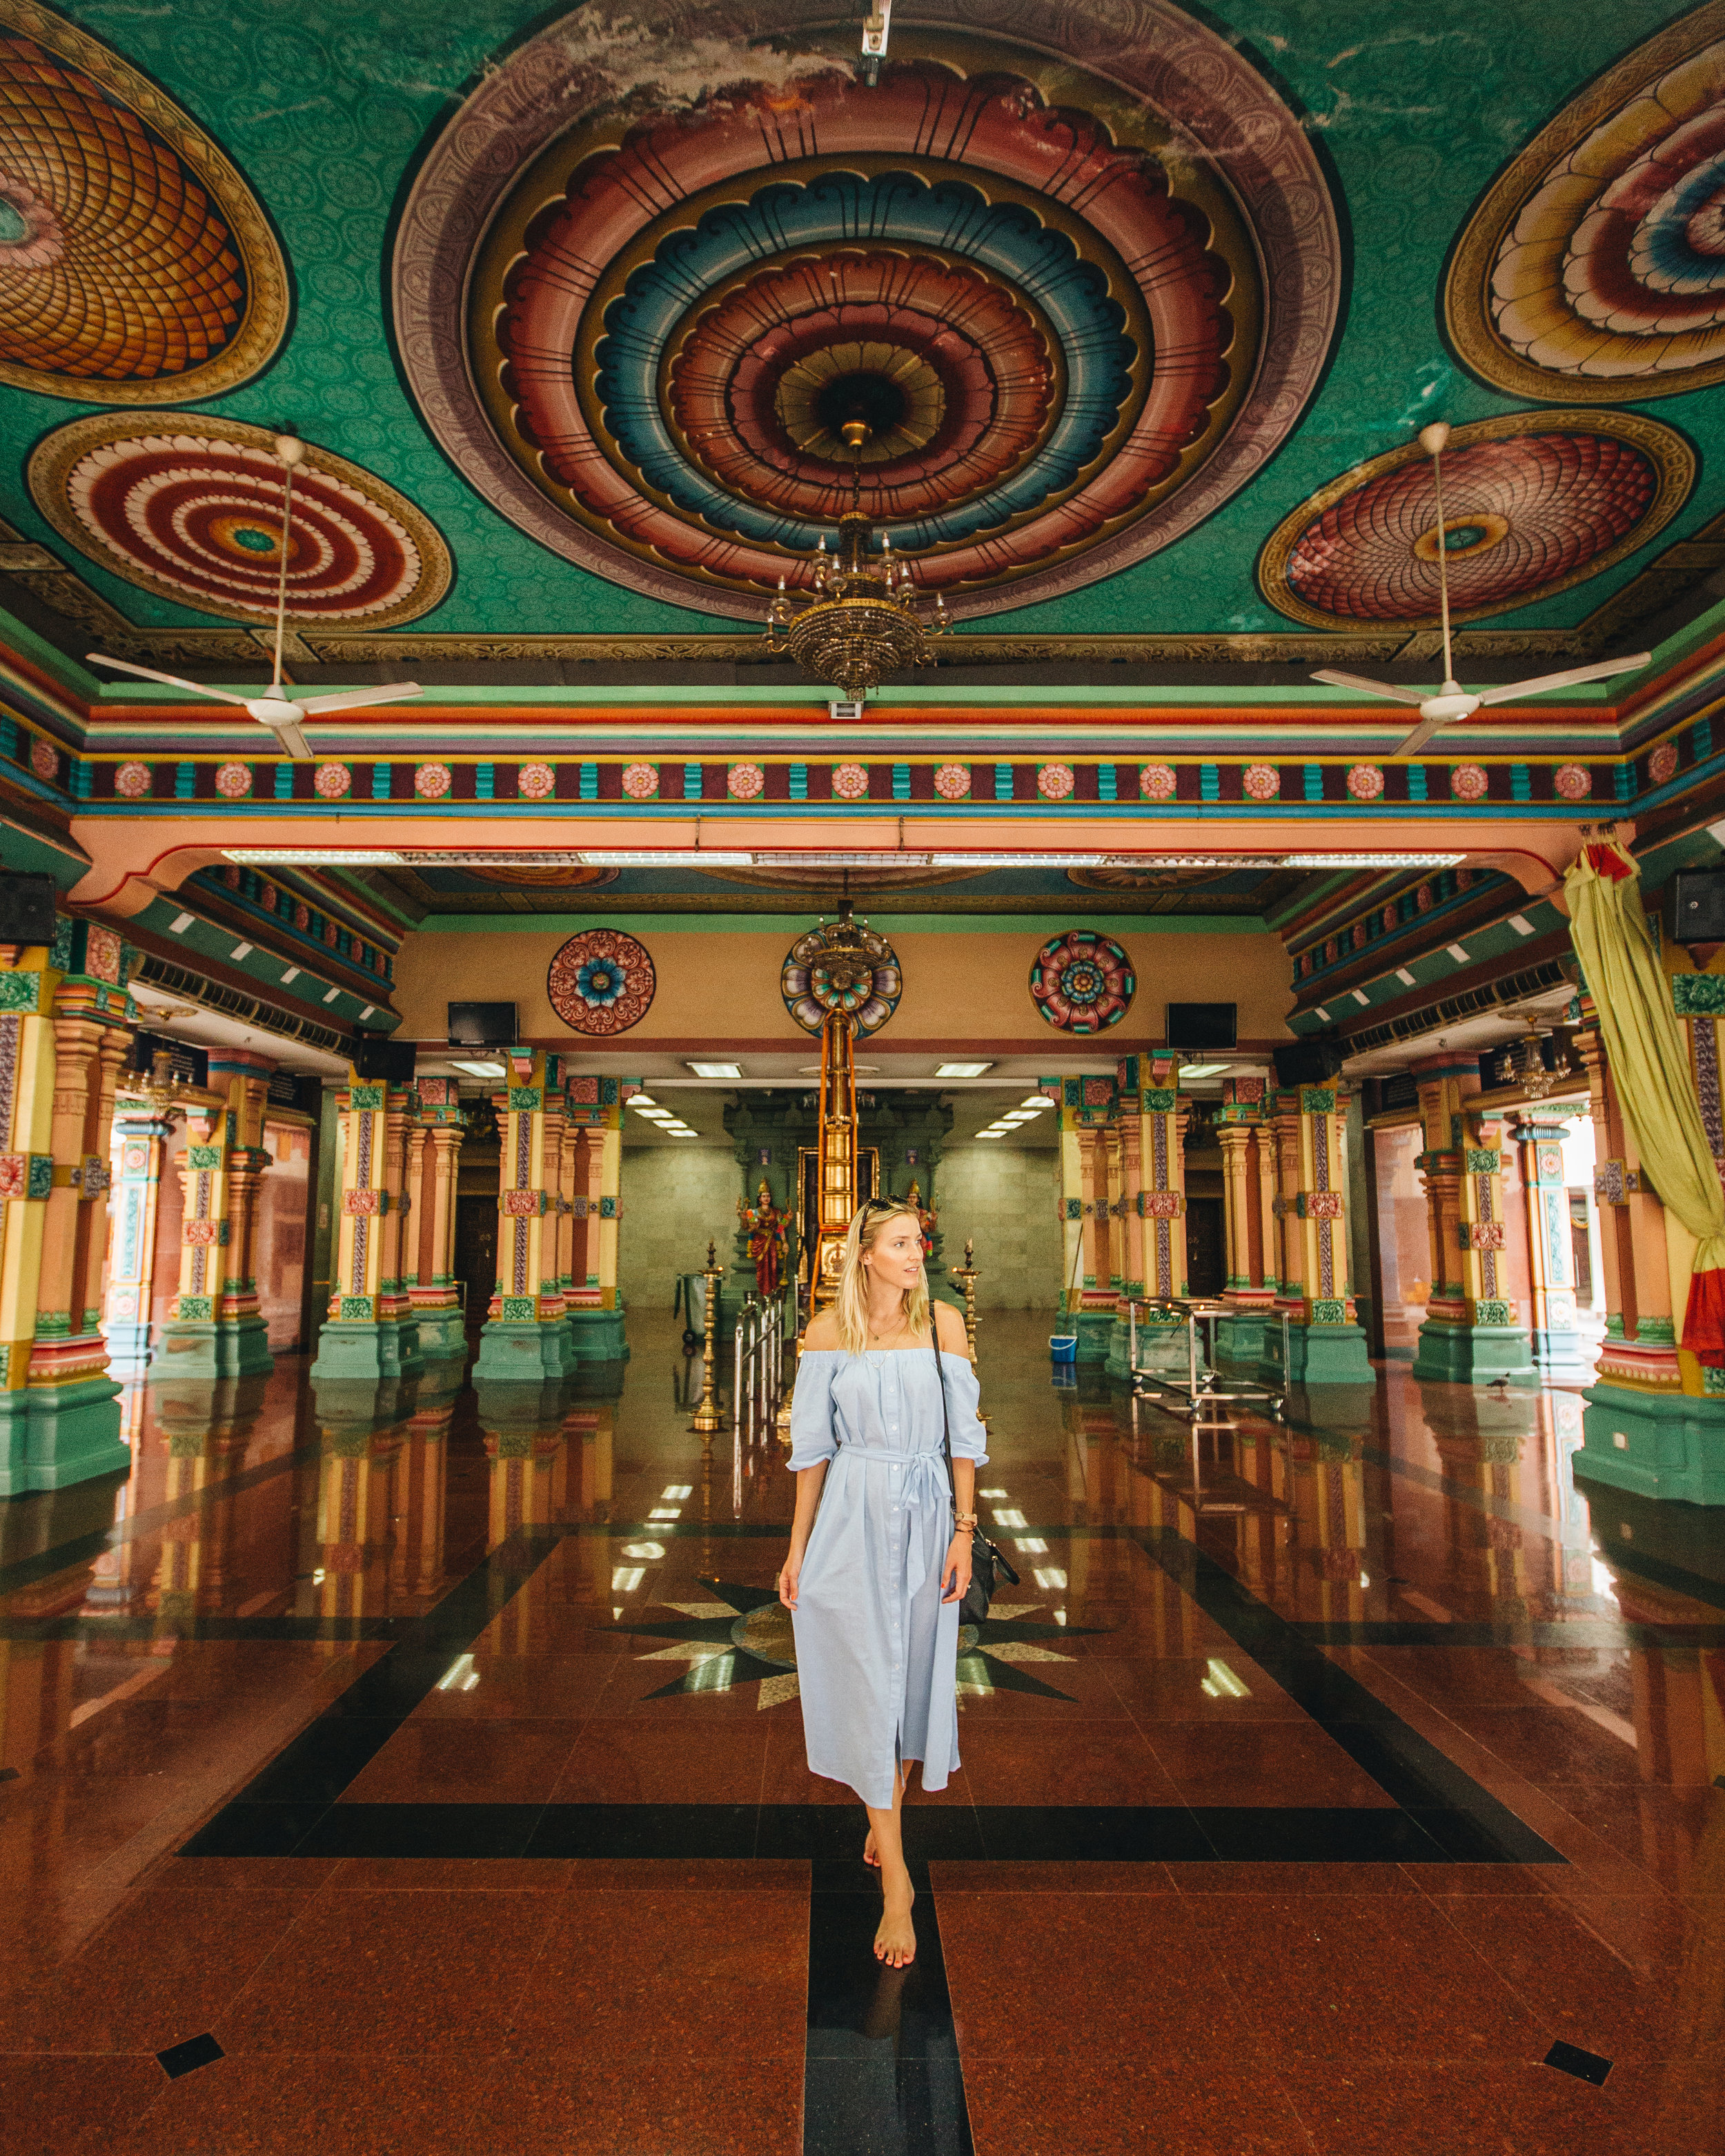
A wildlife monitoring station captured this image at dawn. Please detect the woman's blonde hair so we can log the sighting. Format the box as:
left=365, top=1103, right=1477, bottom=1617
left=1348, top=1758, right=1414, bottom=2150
left=833, top=1200, right=930, bottom=1356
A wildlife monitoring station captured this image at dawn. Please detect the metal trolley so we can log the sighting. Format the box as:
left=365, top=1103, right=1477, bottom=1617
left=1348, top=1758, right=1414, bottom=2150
left=731, top=1290, right=789, bottom=1443
left=1125, top=1296, right=1290, bottom=1425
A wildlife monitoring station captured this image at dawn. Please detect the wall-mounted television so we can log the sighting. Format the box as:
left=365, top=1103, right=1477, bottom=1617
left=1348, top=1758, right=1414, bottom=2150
left=1165, top=1002, right=1236, bottom=1051
left=448, top=1001, right=517, bottom=1047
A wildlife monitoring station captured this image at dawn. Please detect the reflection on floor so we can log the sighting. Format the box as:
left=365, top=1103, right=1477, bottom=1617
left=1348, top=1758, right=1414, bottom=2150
left=1, top=1315, right=1721, bottom=2154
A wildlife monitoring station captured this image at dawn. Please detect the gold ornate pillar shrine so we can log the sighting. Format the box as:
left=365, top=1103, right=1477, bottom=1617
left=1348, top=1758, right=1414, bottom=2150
left=309, top=1071, right=422, bottom=1381
left=1408, top=1055, right=1535, bottom=1387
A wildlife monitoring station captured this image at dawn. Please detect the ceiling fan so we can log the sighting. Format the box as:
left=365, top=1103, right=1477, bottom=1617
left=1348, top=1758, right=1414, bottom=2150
left=86, top=433, right=422, bottom=760
left=1310, top=421, right=1650, bottom=758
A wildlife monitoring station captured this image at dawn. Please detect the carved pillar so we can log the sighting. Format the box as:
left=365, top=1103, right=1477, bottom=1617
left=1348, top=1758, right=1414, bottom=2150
left=1061, top=1073, right=1116, bottom=1365
left=105, top=1107, right=176, bottom=1372
left=1110, top=1052, right=1190, bottom=1377
left=1268, top=1081, right=1373, bottom=1385
left=1215, top=1073, right=1274, bottom=1365
left=1508, top=1109, right=1592, bottom=1377
left=406, top=1078, right=466, bottom=1359
left=1408, top=1056, right=1535, bottom=1387
left=563, top=1074, right=628, bottom=1363
left=309, top=1074, right=422, bottom=1381
left=475, top=1050, right=576, bottom=1381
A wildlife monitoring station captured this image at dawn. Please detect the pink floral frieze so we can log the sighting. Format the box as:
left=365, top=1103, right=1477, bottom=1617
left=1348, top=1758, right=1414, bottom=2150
left=1552, top=762, right=1592, bottom=801
left=728, top=761, right=765, bottom=800
left=314, top=762, right=351, bottom=800
left=183, top=1220, right=219, bottom=1245
left=29, top=735, right=56, bottom=779
left=1450, top=764, right=1488, bottom=801
left=517, top=762, right=555, bottom=800
left=112, top=760, right=152, bottom=798
left=415, top=762, right=453, bottom=800
left=342, top=1189, right=382, bottom=1216
left=831, top=762, right=869, bottom=800
left=1037, top=762, right=1076, bottom=800
left=622, top=762, right=658, bottom=799
left=1648, top=740, right=1679, bottom=785
left=934, top=762, right=971, bottom=800
left=1139, top=763, right=1176, bottom=800
left=1346, top=762, right=1384, bottom=800
left=214, top=761, right=253, bottom=799
left=1241, top=762, right=1281, bottom=800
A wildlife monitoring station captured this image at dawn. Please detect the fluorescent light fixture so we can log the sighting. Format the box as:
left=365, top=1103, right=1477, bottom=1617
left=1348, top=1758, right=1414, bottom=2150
left=937, top=1061, right=992, bottom=1077
left=938, top=852, right=1106, bottom=867
left=224, top=849, right=407, bottom=865
left=1179, top=1062, right=1230, bottom=1079
left=280, top=967, right=299, bottom=983
left=662, top=1485, right=693, bottom=1500
left=1279, top=852, right=1464, bottom=869
left=579, top=850, right=753, bottom=867
left=169, top=911, right=194, bottom=933
left=1001, top=1110, right=1038, bottom=1123
left=322, top=987, right=340, bottom=1003
left=1314, top=1005, right=1331, bottom=1022
left=627, top=1095, right=659, bottom=1109
left=1394, top=967, right=1417, bottom=986
left=976, top=1129, right=1005, bottom=1139
left=453, top=1060, right=505, bottom=1078
left=668, top=1128, right=698, bottom=1137
left=1352, top=989, right=1370, bottom=1007
left=1019, top=1094, right=1054, bottom=1109
left=1446, top=942, right=1470, bottom=962
left=1508, top=914, right=1535, bottom=936
left=230, top=941, right=253, bottom=961
left=635, top=1107, right=674, bottom=1122
left=358, top=1005, right=375, bottom=1021
left=687, top=1061, right=741, bottom=1078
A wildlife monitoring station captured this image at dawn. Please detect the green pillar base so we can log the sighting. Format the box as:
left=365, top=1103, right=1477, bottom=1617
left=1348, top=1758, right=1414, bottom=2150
left=149, top=1315, right=274, bottom=1382
left=1411, top=1321, right=1537, bottom=1387
left=567, top=1307, right=629, bottom=1364
left=1214, top=1309, right=1270, bottom=1368
left=1066, top=1309, right=1116, bottom=1365
left=103, top=1320, right=155, bottom=1372
left=474, top=1319, right=571, bottom=1383
left=1263, top=1321, right=1375, bottom=1387
left=1530, top=1327, right=1598, bottom=1383
left=308, top=1317, right=423, bottom=1383
left=1112, top=1316, right=1190, bottom=1383
left=0, top=1375, right=128, bottom=1496
left=410, top=1307, right=469, bottom=1361
left=1575, top=1381, right=1725, bottom=1505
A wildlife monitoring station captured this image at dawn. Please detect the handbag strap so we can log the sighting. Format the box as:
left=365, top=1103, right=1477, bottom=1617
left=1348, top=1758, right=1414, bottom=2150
left=929, top=1307, right=957, bottom=1515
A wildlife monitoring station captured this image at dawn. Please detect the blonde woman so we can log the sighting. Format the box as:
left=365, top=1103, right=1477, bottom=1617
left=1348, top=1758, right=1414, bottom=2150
left=778, top=1199, right=987, bottom=1968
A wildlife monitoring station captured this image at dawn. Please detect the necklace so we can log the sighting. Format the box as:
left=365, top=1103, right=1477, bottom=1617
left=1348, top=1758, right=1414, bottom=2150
left=867, top=1307, right=908, bottom=1345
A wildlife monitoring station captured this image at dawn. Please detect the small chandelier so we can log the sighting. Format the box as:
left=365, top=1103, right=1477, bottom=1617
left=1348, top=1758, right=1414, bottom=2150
left=1495, top=1020, right=1572, bottom=1098
left=765, top=418, right=950, bottom=699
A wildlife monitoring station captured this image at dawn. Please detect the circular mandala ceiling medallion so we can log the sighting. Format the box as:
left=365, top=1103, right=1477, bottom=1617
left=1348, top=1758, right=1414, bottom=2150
left=28, top=413, right=452, bottom=626
left=547, top=929, right=656, bottom=1036
left=0, top=1, right=287, bottom=402
left=1446, top=12, right=1725, bottom=401
left=1031, top=930, right=1135, bottom=1035
left=1257, top=411, right=1693, bottom=630
left=393, top=0, right=1340, bottom=620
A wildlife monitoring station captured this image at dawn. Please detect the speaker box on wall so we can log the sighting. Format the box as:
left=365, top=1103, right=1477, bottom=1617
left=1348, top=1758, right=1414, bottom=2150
left=1670, top=869, right=1725, bottom=943
left=1272, top=1038, right=1345, bottom=1088
left=0, top=873, right=57, bottom=944
left=351, top=1038, right=417, bottom=1084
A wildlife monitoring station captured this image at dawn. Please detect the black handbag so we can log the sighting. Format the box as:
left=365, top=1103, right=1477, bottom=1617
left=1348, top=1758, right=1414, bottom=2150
left=931, top=1318, right=1018, bottom=1625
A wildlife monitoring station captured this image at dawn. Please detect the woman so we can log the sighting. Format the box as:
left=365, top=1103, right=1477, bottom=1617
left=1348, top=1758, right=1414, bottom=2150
left=777, top=1199, right=987, bottom=1967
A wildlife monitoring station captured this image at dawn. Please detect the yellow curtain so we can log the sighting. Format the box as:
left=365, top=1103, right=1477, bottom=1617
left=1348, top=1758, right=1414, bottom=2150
left=1564, top=837, right=1725, bottom=1358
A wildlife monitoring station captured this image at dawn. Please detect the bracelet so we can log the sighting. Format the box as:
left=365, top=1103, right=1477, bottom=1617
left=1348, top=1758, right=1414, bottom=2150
left=954, top=1512, right=978, bottom=1526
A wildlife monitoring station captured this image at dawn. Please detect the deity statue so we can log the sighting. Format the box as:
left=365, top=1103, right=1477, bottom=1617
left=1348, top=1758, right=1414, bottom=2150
left=738, top=1179, right=789, bottom=1297
left=906, top=1178, right=937, bottom=1256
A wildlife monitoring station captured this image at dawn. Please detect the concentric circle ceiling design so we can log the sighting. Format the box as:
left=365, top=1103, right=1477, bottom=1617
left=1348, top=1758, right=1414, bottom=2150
left=1446, top=11, right=1725, bottom=402
left=1257, top=412, right=1693, bottom=630
left=0, top=0, right=287, bottom=402
left=28, top=413, right=452, bottom=626
left=393, top=0, right=1341, bottom=620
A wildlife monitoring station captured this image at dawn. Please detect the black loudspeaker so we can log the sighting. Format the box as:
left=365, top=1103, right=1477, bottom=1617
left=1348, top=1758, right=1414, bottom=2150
left=351, top=1038, right=417, bottom=1084
left=0, top=873, right=57, bottom=942
left=448, top=1000, right=517, bottom=1047
left=1166, top=1001, right=1236, bottom=1051
left=1670, top=869, right=1725, bottom=943
left=1273, top=1038, right=1344, bottom=1088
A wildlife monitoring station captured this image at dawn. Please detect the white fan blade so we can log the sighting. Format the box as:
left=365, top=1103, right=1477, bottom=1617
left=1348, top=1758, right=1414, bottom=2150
left=1310, top=669, right=1432, bottom=706
left=85, top=651, right=255, bottom=708
left=261, top=717, right=312, bottom=760
left=294, top=681, right=424, bottom=715
left=1473, top=653, right=1653, bottom=706
left=1390, top=713, right=1449, bottom=758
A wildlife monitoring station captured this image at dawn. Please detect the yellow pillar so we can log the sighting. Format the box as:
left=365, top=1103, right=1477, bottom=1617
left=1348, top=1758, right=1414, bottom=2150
left=406, top=1078, right=466, bottom=1358
left=563, top=1072, right=628, bottom=1363
left=1272, top=1081, right=1372, bottom=1385
left=309, top=1072, right=421, bottom=1380
left=1408, top=1056, right=1534, bottom=1387
left=475, top=1051, right=576, bottom=1380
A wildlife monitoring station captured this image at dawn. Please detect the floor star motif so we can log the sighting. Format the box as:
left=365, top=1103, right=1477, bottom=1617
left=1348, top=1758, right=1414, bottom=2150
left=603, top=1580, right=1105, bottom=1707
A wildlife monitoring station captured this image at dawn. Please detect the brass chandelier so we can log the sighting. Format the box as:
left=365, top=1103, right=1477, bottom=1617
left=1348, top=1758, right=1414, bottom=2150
left=1494, top=1019, right=1573, bottom=1098
left=765, top=418, right=950, bottom=699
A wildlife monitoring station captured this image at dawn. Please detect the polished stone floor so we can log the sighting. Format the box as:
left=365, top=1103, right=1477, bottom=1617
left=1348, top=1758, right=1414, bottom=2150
left=1, top=1314, right=1721, bottom=2154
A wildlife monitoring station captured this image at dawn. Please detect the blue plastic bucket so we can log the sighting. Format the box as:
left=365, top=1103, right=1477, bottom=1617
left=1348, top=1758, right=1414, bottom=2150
left=1049, top=1334, right=1078, bottom=1365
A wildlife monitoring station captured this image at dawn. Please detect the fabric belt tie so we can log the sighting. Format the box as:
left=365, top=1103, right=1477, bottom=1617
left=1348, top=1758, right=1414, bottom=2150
left=834, top=1445, right=949, bottom=1509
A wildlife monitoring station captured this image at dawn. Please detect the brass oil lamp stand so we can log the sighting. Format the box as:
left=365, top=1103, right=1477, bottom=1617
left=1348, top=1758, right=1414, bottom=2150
left=690, top=1241, right=725, bottom=1436
left=948, top=1238, right=987, bottom=1428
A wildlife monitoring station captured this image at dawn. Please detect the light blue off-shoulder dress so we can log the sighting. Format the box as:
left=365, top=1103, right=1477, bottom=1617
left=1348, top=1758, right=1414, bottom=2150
left=787, top=1346, right=989, bottom=1810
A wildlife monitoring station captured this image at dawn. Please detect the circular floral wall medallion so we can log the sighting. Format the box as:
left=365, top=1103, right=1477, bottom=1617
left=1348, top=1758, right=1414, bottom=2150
left=1346, top=763, right=1385, bottom=801
left=1450, top=764, right=1489, bottom=802
left=214, top=761, right=252, bottom=799
left=934, top=763, right=971, bottom=800
left=0, top=10, right=287, bottom=403
left=517, top=762, right=555, bottom=800
left=1260, top=409, right=1691, bottom=629
left=781, top=920, right=903, bottom=1036
left=1140, top=764, right=1177, bottom=801
left=1031, top=929, right=1136, bottom=1034
left=29, top=735, right=55, bottom=778
left=314, top=762, right=352, bottom=800
left=1242, top=763, right=1281, bottom=800
left=1552, top=763, right=1593, bottom=801
left=1446, top=12, right=1725, bottom=402
left=1649, top=741, right=1679, bottom=784
left=112, top=760, right=151, bottom=798
left=728, top=762, right=765, bottom=800
left=415, top=762, right=452, bottom=800
left=831, top=762, right=869, bottom=801
left=622, top=762, right=659, bottom=800
left=1037, top=762, right=1076, bottom=800
left=547, top=929, right=656, bottom=1036
left=28, top=412, right=451, bottom=627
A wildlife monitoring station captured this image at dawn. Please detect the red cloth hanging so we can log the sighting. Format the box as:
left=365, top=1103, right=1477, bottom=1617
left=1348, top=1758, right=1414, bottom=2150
left=1585, top=842, right=1634, bottom=881
left=1684, top=1264, right=1725, bottom=1367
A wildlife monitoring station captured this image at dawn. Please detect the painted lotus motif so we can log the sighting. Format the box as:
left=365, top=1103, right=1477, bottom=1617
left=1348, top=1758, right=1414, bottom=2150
left=415, top=762, right=452, bottom=799
left=781, top=921, right=901, bottom=1036
left=1140, top=764, right=1177, bottom=801
left=214, top=761, right=252, bottom=798
left=1031, top=929, right=1136, bottom=1035
left=1552, top=763, right=1592, bottom=800
left=728, top=762, right=765, bottom=800
left=315, top=762, right=351, bottom=800
left=517, top=762, right=555, bottom=800
left=831, top=762, right=869, bottom=801
left=546, top=929, right=656, bottom=1036
left=1450, top=764, right=1489, bottom=801
left=1038, top=763, right=1075, bottom=800
left=112, top=760, right=150, bottom=798
left=1346, top=763, right=1385, bottom=800
left=1242, top=763, right=1281, bottom=800
left=934, top=764, right=971, bottom=800
left=622, top=762, right=659, bottom=799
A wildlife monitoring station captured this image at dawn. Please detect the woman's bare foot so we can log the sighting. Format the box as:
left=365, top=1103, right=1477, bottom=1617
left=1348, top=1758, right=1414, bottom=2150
left=874, top=1872, right=916, bottom=1967
left=863, top=1826, right=880, bottom=1869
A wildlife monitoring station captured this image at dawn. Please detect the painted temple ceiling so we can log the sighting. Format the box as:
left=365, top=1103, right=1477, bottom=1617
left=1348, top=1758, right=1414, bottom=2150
left=2, top=0, right=1725, bottom=692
